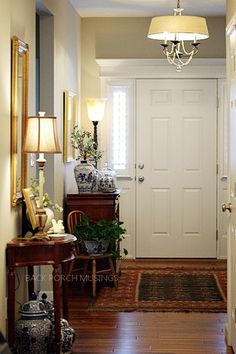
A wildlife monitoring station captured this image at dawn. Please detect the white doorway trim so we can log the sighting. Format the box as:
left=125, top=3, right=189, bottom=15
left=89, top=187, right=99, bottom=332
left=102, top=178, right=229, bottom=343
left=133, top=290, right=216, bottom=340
left=98, top=58, right=226, bottom=259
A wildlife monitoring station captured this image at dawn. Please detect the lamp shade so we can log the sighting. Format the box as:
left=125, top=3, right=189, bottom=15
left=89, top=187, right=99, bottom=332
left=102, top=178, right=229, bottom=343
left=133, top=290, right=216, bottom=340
left=86, top=98, right=107, bottom=122
left=23, top=115, right=61, bottom=153
left=148, top=16, right=209, bottom=41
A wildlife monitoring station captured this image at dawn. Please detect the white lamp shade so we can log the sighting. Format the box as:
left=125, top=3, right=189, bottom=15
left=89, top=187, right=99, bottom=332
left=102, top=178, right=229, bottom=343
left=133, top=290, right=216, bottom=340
left=148, top=16, right=209, bottom=41
left=86, top=98, right=107, bottom=122
left=23, top=115, right=61, bottom=153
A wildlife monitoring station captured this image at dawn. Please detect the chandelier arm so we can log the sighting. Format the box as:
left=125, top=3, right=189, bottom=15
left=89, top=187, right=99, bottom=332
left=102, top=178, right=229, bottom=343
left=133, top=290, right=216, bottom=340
left=166, top=51, right=177, bottom=65
left=166, top=49, right=194, bottom=68
left=167, top=57, right=175, bottom=66
left=175, top=51, right=195, bottom=66
left=177, top=42, right=182, bottom=55
left=169, top=44, right=175, bottom=56
left=166, top=51, right=174, bottom=64
left=161, top=43, right=175, bottom=56
left=170, top=44, right=175, bottom=55
left=181, top=41, right=199, bottom=56
left=162, top=41, right=199, bottom=58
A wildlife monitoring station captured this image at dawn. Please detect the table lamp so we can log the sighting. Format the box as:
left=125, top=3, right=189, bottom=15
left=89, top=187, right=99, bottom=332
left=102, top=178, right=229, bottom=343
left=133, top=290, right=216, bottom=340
left=23, top=112, right=61, bottom=239
left=86, top=98, right=107, bottom=167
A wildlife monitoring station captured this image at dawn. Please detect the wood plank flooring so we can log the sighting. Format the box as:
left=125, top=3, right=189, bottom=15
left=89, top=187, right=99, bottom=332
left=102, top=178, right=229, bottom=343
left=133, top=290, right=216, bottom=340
left=69, top=259, right=233, bottom=354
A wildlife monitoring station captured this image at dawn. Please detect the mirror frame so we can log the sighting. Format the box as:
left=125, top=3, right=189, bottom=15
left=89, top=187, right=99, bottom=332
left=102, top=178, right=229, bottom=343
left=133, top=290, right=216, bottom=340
left=63, top=90, right=77, bottom=163
left=11, top=36, right=29, bottom=206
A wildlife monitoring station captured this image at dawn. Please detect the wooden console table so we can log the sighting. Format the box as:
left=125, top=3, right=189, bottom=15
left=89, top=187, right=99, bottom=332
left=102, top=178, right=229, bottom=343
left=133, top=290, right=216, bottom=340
left=6, top=234, right=76, bottom=354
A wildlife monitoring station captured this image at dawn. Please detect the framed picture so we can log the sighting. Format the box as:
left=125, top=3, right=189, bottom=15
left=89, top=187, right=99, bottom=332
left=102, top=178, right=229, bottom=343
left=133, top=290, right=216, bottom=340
left=63, top=90, right=77, bottom=163
left=22, top=188, right=39, bottom=230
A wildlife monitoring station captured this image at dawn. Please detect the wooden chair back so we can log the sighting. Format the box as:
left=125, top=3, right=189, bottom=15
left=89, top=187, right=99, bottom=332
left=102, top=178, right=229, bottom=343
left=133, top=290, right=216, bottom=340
left=67, top=210, right=85, bottom=234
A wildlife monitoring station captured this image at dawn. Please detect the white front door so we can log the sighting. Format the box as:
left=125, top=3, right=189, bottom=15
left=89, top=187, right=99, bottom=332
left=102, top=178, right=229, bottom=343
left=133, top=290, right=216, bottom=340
left=136, top=79, right=217, bottom=258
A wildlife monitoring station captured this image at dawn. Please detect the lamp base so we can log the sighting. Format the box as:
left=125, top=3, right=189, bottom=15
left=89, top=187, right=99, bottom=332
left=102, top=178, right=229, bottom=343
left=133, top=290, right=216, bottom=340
left=31, top=233, right=50, bottom=241
left=31, top=207, right=50, bottom=241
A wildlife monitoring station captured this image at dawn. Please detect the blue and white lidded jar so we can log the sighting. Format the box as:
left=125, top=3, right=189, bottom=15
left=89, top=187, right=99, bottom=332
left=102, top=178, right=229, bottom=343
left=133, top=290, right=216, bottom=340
left=98, top=163, right=117, bottom=193
left=15, top=299, right=52, bottom=354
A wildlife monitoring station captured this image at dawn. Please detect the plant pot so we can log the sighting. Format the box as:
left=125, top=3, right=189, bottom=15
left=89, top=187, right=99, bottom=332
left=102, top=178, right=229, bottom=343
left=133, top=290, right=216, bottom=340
left=74, top=160, right=96, bottom=193
left=84, top=240, right=109, bottom=256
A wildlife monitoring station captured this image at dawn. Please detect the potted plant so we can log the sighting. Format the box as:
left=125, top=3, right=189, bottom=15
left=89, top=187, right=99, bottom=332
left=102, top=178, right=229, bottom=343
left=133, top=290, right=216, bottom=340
left=73, top=214, right=128, bottom=258
left=71, top=127, right=103, bottom=162
left=71, top=127, right=103, bottom=192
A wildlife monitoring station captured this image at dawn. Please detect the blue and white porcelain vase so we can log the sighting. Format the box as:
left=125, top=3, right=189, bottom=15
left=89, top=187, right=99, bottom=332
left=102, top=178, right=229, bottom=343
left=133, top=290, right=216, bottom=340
left=98, top=163, right=117, bottom=193
left=74, top=160, right=96, bottom=192
left=15, top=300, right=52, bottom=354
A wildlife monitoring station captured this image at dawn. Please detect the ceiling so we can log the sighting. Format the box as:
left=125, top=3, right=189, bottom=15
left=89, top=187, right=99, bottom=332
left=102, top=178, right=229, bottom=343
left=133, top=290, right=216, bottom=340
left=69, top=0, right=226, bottom=17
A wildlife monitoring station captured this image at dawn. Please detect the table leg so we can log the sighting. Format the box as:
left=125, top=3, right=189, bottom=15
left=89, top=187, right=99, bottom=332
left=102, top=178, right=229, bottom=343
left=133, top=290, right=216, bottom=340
left=7, top=266, right=15, bottom=348
left=82, top=260, right=89, bottom=290
left=27, top=266, right=34, bottom=299
left=92, top=259, right=96, bottom=297
left=53, top=264, right=61, bottom=354
left=108, top=257, right=118, bottom=289
left=61, top=262, right=68, bottom=320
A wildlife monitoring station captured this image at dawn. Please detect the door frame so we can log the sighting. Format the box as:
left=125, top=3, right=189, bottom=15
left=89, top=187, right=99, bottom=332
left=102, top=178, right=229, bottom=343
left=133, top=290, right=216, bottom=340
left=98, top=58, right=226, bottom=259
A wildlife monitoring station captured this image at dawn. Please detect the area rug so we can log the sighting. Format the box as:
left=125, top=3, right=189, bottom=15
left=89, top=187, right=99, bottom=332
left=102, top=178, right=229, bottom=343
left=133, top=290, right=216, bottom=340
left=89, top=268, right=227, bottom=312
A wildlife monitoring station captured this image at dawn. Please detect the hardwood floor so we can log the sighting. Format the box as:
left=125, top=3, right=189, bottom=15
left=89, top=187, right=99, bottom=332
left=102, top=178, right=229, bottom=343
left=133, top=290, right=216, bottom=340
left=68, top=259, right=233, bottom=354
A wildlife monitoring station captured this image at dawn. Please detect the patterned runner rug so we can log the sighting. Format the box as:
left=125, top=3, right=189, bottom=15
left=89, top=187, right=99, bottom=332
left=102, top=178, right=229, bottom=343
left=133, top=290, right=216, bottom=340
left=89, top=268, right=227, bottom=312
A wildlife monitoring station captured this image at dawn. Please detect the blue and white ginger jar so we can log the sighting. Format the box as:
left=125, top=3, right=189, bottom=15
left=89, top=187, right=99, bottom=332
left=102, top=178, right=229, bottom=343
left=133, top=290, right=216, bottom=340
left=98, top=163, right=117, bottom=193
left=15, top=300, right=52, bottom=354
left=74, top=160, right=96, bottom=192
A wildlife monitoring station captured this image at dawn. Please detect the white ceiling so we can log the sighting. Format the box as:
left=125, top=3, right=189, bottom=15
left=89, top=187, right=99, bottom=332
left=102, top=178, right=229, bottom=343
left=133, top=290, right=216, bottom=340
left=69, top=0, right=226, bottom=17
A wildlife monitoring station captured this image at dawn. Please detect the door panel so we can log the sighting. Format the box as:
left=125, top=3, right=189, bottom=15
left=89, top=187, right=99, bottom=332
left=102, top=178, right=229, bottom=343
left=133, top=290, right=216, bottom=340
left=136, top=79, right=217, bottom=258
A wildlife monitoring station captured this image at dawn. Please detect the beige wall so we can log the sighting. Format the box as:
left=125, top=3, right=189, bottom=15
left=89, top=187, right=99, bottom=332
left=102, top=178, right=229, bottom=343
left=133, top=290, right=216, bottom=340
left=42, top=0, right=81, bottom=198
left=0, top=0, right=35, bottom=335
left=81, top=16, right=226, bottom=128
left=227, top=0, right=236, bottom=25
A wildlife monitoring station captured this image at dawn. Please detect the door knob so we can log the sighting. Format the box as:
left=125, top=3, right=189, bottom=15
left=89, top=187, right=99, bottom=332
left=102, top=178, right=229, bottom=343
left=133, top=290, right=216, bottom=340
left=222, top=203, right=232, bottom=213
left=138, top=176, right=144, bottom=183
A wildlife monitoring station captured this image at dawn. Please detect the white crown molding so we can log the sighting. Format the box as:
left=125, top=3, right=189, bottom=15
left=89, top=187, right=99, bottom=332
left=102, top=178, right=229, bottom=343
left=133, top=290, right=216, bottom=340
left=96, top=58, right=226, bottom=79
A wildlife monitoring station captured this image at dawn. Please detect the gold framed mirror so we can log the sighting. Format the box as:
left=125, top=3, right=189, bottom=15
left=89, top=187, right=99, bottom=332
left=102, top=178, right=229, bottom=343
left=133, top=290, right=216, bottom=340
left=11, top=36, right=29, bottom=206
left=63, top=90, right=76, bottom=163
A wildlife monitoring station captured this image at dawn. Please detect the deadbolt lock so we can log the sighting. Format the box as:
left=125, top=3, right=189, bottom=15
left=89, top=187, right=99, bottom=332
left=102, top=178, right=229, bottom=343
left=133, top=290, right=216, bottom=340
left=138, top=163, right=144, bottom=170
left=222, top=203, right=232, bottom=213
